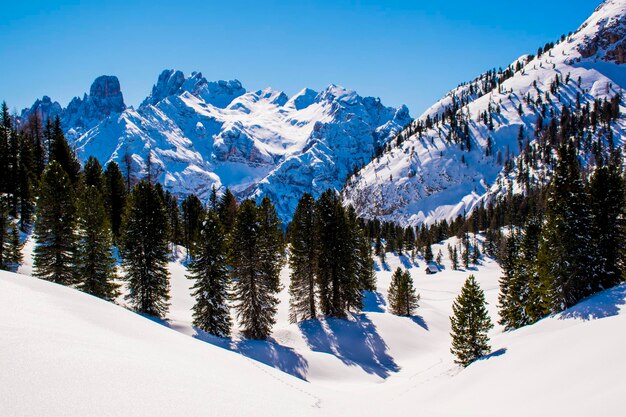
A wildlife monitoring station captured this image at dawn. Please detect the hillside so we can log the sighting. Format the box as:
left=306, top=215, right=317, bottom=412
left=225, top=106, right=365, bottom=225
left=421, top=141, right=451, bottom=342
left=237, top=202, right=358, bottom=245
left=20, top=72, right=410, bottom=221
left=343, top=0, right=626, bottom=225
left=4, top=236, right=626, bottom=416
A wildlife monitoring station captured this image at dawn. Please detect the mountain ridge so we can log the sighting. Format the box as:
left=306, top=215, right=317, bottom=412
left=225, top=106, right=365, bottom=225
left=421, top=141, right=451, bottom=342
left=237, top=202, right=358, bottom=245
left=20, top=72, right=410, bottom=220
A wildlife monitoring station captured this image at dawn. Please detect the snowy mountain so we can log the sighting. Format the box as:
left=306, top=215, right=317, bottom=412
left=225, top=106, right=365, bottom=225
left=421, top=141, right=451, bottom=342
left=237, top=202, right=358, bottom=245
left=343, top=0, right=626, bottom=225
left=4, top=235, right=626, bottom=417
left=20, top=70, right=410, bottom=220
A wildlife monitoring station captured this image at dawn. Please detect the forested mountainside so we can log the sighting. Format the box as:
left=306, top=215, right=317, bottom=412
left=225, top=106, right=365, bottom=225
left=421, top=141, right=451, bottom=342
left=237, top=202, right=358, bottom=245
left=343, top=0, right=625, bottom=226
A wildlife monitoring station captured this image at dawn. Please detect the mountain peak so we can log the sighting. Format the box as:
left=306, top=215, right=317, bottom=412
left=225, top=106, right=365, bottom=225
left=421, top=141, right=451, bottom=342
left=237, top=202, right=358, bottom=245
left=142, top=70, right=245, bottom=108
left=142, top=69, right=186, bottom=107
left=88, top=75, right=125, bottom=115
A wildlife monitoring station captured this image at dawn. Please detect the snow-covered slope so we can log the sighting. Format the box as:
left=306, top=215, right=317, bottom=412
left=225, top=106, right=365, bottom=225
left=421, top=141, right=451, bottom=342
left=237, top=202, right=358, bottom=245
left=344, top=0, right=626, bottom=225
left=20, top=71, right=410, bottom=220
left=0, top=269, right=320, bottom=417
left=5, top=235, right=626, bottom=416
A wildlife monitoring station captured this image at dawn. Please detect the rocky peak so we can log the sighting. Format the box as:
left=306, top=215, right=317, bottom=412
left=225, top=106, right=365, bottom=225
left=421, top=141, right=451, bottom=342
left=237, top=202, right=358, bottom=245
left=142, top=69, right=186, bottom=107
left=88, top=75, right=126, bottom=115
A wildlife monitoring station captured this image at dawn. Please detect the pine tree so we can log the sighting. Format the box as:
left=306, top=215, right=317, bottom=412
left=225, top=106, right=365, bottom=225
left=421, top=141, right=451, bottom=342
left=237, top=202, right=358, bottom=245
left=461, top=234, right=470, bottom=268
left=537, top=141, right=600, bottom=312
left=181, top=194, right=205, bottom=257
left=288, top=193, right=318, bottom=323
left=103, top=161, right=127, bottom=239
left=83, top=156, right=104, bottom=191
left=231, top=199, right=278, bottom=339
left=17, top=130, right=36, bottom=231
left=33, top=161, right=77, bottom=285
left=209, top=185, right=219, bottom=212
left=520, top=215, right=546, bottom=324
left=76, top=186, right=119, bottom=301
left=164, top=191, right=182, bottom=245
left=49, top=117, right=80, bottom=183
left=450, top=275, right=493, bottom=367
left=5, top=222, right=23, bottom=271
left=258, top=196, right=284, bottom=293
left=388, top=267, right=419, bottom=316
left=343, top=206, right=367, bottom=312
left=24, top=113, right=46, bottom=180
left=316, top=190, right=363, bottom=317
left=498, top=231, right=525, bottom=330
left=452, top=246, right=459, bottom=270
left=218, top=188, right=239, bottom=234
left=424, top=237, right=434, bottom=263
left=187, top=211, right=231, bottom=337
left=0, top=198, right=23, bottom=272
left=588, top=157, right=626, bottom=290
left=0, top=200, right=7, bottom=269
left=120, top=181, right=170, bottom=318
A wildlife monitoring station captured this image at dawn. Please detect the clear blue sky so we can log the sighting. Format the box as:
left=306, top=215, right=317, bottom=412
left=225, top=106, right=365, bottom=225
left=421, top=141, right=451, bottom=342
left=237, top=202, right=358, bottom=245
left=0, top=0, right=601, bottom=116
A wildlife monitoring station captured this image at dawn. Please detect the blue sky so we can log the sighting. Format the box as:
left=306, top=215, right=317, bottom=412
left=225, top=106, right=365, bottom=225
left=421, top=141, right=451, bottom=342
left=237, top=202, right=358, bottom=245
left=0, top=0, right=601, bottom=116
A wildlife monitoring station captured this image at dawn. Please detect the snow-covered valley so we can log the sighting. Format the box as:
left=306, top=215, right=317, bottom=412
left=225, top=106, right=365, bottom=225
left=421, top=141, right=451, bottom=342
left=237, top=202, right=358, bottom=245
left=3, top=235, right=625, bottom=417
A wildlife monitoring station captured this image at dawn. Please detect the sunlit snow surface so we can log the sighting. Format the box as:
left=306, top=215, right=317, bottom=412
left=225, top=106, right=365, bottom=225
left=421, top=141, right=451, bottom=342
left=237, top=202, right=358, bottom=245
left=3, top=235, right=625, bottom=417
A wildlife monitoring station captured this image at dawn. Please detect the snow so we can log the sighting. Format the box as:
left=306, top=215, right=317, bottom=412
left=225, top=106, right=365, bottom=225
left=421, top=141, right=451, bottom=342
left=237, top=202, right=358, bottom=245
left=344, top=0, right=626, bottom=226
left=4, top=234, right=626, bottom=416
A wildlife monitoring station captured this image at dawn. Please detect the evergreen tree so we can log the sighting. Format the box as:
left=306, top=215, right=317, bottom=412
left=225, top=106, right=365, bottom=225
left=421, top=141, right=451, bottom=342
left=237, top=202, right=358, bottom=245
left=424, top=237, right=434, bottom=263
left=49, top=117, right=80, bottom=183
left=187, top=211, right=231, bottom=337
left=0, top=199, right=23, bottom=272
left=33, top=161, right=77, bottom=285
left=461, top=234, right=470, bottom=268
left=258, top=196, right=284, bottom=293
left=0, top=200, right=8, bottom=270
left=4, top=222, right=23, bottom=272
left=498, top=232, right=525, bottom=330
left=537, top=141, right=600, bottom=312
left=388, top=267, right=419, bottom=316
left=209, top=185, right=219, bottom=212
left=83, top=156, right=104, bottom=191
left=181, top=194, right=205, bottom=256
left=164, top=191, right=182, bottom=245
left=588, top=157, right=626, bottom=289
left=103, top=161, right=127, bottom=239
left=24, top=113, right=46, bottom=180
left=218, top=188, right=239, bottom=234
left=120, top=181, right=170, bottom=318
left=315, top=190, right=364, bottom=317
left=450, top=275, right=493, bottom=367
left=288, top=193, right=318, bottom=323
left=452, top=246, right=459, bottom=270
left=18, top=131, right=36, bottom=230
left=231, top=199, right=278, bottom=339
left=76, top=186, right=119, bottom=301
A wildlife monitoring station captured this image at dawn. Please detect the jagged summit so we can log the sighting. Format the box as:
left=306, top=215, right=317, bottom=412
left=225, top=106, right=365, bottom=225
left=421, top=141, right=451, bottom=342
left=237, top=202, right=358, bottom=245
left=141, top=69, right=246, bottom=109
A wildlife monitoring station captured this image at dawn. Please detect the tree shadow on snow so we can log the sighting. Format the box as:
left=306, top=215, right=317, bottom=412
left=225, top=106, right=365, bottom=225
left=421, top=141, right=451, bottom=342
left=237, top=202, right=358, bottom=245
left=135, top=313, right=309, bottom=380
left=399, top=255, right=415, bottom=270
left=409, top=315, right=429, bottom=331
left=192, top=329, right=310, bottom=381
left=362, top=291, right=386, bottom=313
left=299, top=314, right=399, bottom=378
left=559, top=284, right=626, bottom=321
left=475, top=348, right=507, bottom=362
